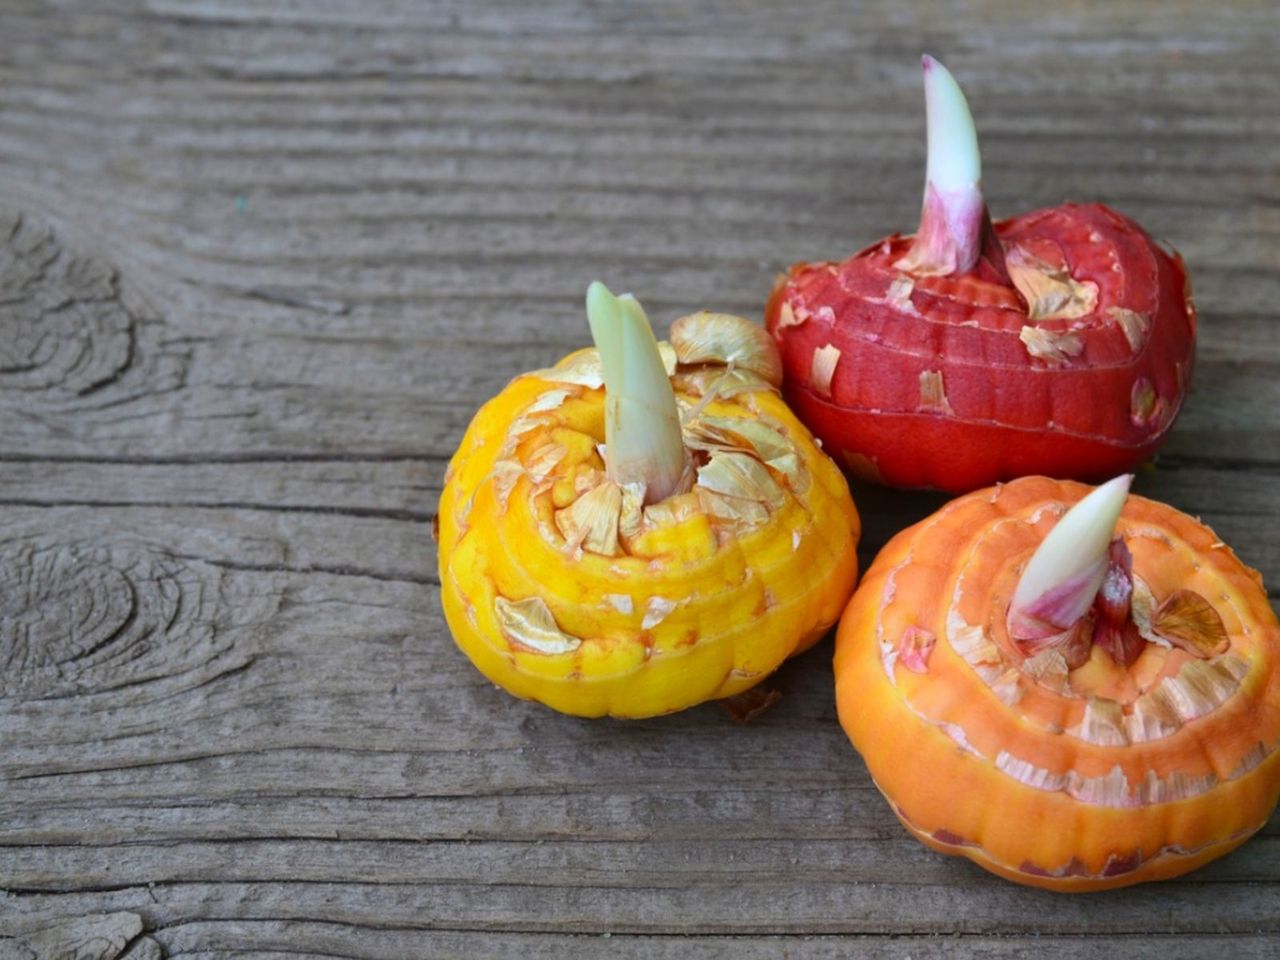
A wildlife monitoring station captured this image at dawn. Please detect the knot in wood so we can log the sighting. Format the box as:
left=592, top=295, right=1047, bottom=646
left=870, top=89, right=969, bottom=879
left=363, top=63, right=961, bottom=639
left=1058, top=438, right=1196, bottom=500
left=0, top=204, right=189, bottom=434
left=0, top=535, right=265, bottom=702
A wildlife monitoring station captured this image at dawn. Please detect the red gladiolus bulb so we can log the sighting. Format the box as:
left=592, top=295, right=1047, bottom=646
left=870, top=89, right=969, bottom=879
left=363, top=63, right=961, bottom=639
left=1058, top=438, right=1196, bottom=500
left=766, top=56, right=1196, bottom=493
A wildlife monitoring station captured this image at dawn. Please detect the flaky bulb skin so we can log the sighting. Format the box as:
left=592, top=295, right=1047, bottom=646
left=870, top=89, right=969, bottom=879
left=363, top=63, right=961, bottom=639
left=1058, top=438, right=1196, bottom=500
left=834, top=476, right=1280, bottom=891
left=437, top=345, right=860, bottom=719
left=766, top=204, right=1196, bottom=492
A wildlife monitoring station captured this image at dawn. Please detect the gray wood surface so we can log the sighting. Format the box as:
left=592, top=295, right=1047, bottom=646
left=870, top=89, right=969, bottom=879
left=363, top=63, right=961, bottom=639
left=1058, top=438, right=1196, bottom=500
left=2, top=0, right=1278, bottom=956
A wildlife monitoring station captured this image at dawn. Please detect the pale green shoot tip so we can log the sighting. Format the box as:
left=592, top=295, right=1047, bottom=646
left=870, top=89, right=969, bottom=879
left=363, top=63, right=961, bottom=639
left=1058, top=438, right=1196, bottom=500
left=921, top=54, right=981, bottom=193
left=585, top=281, right=689, bottom=504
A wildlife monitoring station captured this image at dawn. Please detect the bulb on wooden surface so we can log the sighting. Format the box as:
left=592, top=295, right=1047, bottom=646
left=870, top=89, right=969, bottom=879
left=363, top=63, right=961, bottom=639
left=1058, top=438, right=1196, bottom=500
left=766, top=56, right=1197, bottom=492
left=436, top=283, right=861, bottom=718
left=834, top=475, right=1280, bottom=890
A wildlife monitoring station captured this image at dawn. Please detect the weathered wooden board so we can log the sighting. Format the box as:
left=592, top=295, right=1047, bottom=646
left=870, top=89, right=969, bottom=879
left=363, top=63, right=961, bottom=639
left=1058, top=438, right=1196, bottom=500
left=2, top=0, right=1279, bottom=957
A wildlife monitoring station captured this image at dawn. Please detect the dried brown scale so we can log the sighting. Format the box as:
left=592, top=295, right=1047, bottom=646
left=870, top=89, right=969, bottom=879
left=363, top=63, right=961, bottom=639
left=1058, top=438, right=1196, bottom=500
left=1153, top=589, right=1231, bottom=657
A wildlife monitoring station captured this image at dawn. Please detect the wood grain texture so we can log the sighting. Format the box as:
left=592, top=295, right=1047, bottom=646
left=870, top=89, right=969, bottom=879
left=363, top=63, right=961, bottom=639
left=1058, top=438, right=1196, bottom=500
left=1, top=0, right=1278, bottom=956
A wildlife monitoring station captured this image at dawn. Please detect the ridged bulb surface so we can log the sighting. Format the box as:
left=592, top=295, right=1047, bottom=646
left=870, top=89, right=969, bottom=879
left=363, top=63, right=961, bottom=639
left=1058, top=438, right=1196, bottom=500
left=767, top=205, right=1196, bottom=492
left=835, top=475, right=1280, bottom=890
left=439, top=316, right=860, bottom=718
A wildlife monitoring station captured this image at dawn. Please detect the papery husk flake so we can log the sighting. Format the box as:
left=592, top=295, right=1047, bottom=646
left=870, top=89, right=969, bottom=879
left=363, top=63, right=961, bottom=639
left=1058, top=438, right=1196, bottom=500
left=1067, top=765, right=1131, bottom=807
left=881, top=275, right=921, bottom=316
left=494, top=596, right=583, bottom=655
left=683, top=414, right=805, bottom=492
left=532, top=343, right=677, bottom=389
left=1021, top=649, right=1070, bottom=692
left=1019, top=326, right=1085, bottom=366
left=669, top=311, right=783, bottom=385
left=810, top=344, right=841, bottom=398
left=1152, top=591, right=1228, bottom=660
left=948, top=613, right=1002, bottom=667
left=774, top=299, right=806, bottom=329
left=696, top=487, right=770, bottom=531
left=604, top=593, right=634, bottom=615
left=696, top=451, right=787, bottom=508
left=1124, top=690, right=1182, bottom=743
left=526, top=441, right=569, bottom=482
left=489, top=460, right=526, bottom=513
left=996, top=750, right=1067, bottom=792
left=643, top=494, right=702, bottom=529
left=1007, top=244, right=1099, bottom=321
left=1070, top=697, right=1128, bottom=747
left=642, top=596, right=677, bottom=630
left=1158, top=657, right=1242, bottom=723
left=1109, top=306, right=1152, bottom=353
left=918, top=370, right=955, bottom=415
left=675, top=365, right=776, bottom=399
left=1152, top=589, right=1230, bottom=658
left=1130, top=377, right=1162, bottom=428
left=555, top=480, right=623, bottom=556
left=1130, top=575, right=1166, bottom=645
left=1137, top=768, right=1218, bottom=805
left=618, top=482, right=646, bottom=541
left=991, top=667, right=1026, bottom=706
left=523, top=388, right=574, bottom=415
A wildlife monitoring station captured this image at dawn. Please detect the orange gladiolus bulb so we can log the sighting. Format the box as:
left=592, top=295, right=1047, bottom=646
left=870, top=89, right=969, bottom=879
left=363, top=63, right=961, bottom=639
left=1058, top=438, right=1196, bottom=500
left=835, top=475, right=1280, bottom=890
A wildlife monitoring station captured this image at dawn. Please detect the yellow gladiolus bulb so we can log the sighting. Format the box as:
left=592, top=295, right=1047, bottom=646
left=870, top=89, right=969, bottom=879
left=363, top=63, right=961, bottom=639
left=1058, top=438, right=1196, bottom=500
left=436, top=282, right=860, bottom=718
